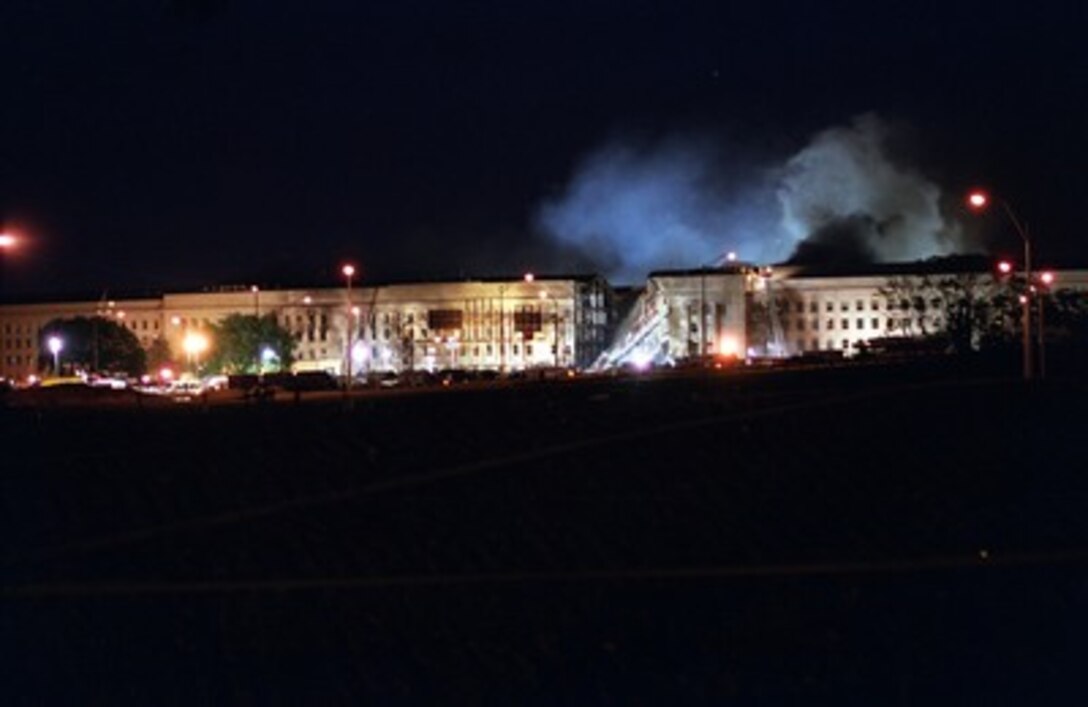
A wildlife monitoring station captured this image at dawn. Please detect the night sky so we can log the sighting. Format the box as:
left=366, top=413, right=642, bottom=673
left=2, top=0, right=1086, bottom=298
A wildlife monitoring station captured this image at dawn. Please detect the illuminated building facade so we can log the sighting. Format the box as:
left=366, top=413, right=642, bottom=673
left=596, top=262, right=1088, bottom=368
left=0, top=275, right=613, bottom=380
left=3, top=262, right=1086, bottom=381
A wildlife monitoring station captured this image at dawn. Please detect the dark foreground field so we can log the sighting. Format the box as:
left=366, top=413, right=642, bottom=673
left=3, top=364, right=1088, bottom=705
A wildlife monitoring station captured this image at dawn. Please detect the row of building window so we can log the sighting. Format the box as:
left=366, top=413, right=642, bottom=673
left=785, top=316, right=938, bottom=332
left=782, top=297, right=949, bottom=314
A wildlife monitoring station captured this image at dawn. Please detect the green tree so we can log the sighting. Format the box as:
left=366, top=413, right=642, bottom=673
left=39, top=316, right=147, bottom=375
left=204, top=314, right=297, bottom=374
left=146, top=336, right=174, bottom=372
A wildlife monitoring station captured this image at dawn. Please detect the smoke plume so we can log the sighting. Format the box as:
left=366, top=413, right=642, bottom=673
left=779, top=114, right=960, bottom=266
left=535, top=114, right=964, bottom=280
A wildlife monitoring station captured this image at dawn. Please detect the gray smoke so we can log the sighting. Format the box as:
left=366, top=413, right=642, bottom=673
left=779, top=113, right=961, bottom=266
left=535, top=114, right=964, bottom=280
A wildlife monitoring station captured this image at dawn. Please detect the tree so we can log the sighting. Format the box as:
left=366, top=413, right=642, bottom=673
left=879, top=273, right=999, bottom=353
left=146, top=336, right=175, bottom=372
left=39, top=316, right=147, bottom=375
left=204, top=314, right=297, bottom=374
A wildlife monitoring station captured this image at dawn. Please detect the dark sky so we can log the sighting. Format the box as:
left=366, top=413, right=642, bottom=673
left=2, top=0, right=1086, bottom=297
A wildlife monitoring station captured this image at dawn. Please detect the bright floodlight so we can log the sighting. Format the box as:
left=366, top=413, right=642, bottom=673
left=719, top=334, right=740, bottom=357
left=183, top=332, right=209, bottom=355
left=261, top=346, right=277, bottom=363
left=47, top=336, right=63, bottom=355
left=997, top=260, right=1013, bottom=275
left=524, top=272, right=535, bottom=283
left=726, top=251, right=737, bottom=262
left=0, top=233, right=15, bottom=249
left=342, top=264, right=356, bottom=278
left=351, top=340, right=368, bottom=364
left=1040, top=271, right=1055, bottom=286
left=251, top=285, right=259, bottom=293
left=967, top=191, right=988, bottom=209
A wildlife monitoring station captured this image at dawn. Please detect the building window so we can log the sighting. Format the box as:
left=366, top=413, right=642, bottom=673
left=856, top=318, right=864, bottom=329
left=796, top=319, right=804, bottom=331
left=795, top=302, right=804, bottom=313
left=856, top=300, right=864, bottom=311
left=513, top=344, right=519, bottom=355
left=841, top=319, right=849, bottom=330
left=840, top=302, right=849, bottom=311
left=842, top=339, right=850, bottom=349
left=809, top=301, right=818, bottom=313
left=826, top=302, right=833, bottom=312
left=871, top=318, right=879, bottom=329
left=526, top=344, right=533, bottom=356
left=812, top=339, right=820, bottom=350
left=812, top=319, right=819, bottom=331
left=872, top=300, right=880, bottom=310
left=827, top=319, right=834, bottom=330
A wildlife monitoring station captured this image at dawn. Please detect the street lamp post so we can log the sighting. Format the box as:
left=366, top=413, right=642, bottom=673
left=0, top=233, right=16, bottom=296
left=968, top=190, right=1033, bottom=381
left=183, top=332, right=209, bottom=375
left=498, top=284, right=507, bottom=373
left=251, top=285, right=260, bottom=317
left=1038, top=271, right=1055, bottom=380
left=342, top=264, right=356, bottom=387
left=47, top=336, right=63, bottom=376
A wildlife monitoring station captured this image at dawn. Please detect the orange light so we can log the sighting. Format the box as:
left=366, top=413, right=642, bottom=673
left=718, top=334, right=740, bottom=358
left=159, top=367, right=175, bottom=381
left=967, top=191, right=988, bottom=209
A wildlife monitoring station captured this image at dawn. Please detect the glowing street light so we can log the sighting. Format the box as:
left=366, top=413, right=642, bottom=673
left=47, top=335, right=64, bottom=375
left=0, top=233, right=15, bottom=249
left=260, top=346, right=278, bottom=372
left=183, top=331, right=209, bottom=373
left=342, top=263, right=357, bottom=387
left=1037, top=271, right=1056, bottom=380
left=251, top=285, right=260, bottom=317
left=996, top=260, right=1013, bottom=276
left=968, top=189, right=1033, bottom=381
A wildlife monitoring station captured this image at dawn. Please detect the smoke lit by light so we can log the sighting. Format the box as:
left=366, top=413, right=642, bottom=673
left=536, top=114, right=965, bottom=280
